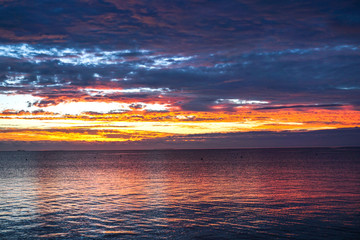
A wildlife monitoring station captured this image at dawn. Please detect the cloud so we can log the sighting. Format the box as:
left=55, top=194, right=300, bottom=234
left=0, top=0, right=359, bottom=148
left=256, top=104, right=344, bottom=110
left=1, top=42, right=360, bottom=112
left=215, top=99, right=269, bottom=105
left=0, top=0, right=358, bottom=50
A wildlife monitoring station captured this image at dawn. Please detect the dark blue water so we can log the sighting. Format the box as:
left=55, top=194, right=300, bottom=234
left=0, top=148, right=359, bottom=239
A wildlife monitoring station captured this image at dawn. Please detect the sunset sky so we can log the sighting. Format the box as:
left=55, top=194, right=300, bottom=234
left=0, top=0, right=359, bottom=150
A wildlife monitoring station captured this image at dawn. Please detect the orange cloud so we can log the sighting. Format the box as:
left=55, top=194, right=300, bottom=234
left=1, top=107, right=359, bottom=143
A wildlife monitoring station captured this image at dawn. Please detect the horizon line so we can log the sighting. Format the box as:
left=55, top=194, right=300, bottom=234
left=3, top=145, right=360, bottom=152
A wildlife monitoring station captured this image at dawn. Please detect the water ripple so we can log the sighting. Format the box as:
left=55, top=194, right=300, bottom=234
left=0, top=148, right=360, bottom=239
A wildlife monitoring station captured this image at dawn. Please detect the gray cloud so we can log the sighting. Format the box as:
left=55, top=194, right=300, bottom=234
left=1, top=42, right=359, bottom=111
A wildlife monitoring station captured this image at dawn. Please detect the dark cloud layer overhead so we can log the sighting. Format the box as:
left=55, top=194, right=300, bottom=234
left=1, top=0, right=360, bottom=49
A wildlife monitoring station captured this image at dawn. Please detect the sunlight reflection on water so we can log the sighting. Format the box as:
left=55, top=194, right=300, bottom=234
left=0, top=148, right=360, bottom=239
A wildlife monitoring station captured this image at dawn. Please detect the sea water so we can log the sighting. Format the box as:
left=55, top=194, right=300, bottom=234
left=0, top=148, right=359, bottom=239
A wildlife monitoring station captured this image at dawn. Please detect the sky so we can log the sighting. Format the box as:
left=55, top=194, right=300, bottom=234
left=0, top=0, right=360, bottom=150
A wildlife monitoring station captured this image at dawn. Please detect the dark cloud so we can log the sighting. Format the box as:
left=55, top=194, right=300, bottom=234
left=256, top=104, right=344, bottom=110
left=0, top=0, right=359, bottom=50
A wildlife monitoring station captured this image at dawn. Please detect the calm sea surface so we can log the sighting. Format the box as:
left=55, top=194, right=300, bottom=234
left=0, top=148, right=359, bottom=239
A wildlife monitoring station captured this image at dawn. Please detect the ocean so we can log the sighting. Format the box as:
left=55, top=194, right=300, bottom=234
left=0, top=148, right=359, bottom=239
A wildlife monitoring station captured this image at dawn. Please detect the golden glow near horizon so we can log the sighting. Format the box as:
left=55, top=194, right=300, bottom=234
left=1, top=96, right=359, bottom=142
